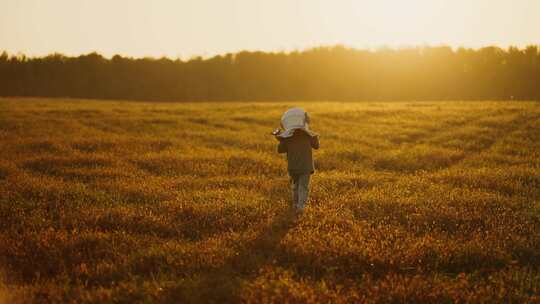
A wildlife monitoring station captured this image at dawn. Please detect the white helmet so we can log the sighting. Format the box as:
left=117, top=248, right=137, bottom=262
left=277, top=107, right=318, bottom=138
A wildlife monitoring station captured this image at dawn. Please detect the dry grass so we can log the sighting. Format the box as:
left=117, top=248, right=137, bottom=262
left=1, top=97, right=540, bottom=303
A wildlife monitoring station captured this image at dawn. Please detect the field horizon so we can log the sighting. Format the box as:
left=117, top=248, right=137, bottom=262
left=1, top=97, right=540, bottom=303
left=3, top=45, right=540, bottom=103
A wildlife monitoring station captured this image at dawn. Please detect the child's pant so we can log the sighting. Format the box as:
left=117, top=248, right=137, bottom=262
left=290, top=173, right=310, bottom=210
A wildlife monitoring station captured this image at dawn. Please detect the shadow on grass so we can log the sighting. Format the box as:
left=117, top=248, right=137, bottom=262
left=165, top=206, right=300, bottom=303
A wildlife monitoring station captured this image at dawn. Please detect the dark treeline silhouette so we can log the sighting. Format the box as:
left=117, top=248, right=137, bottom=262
left=1, top=45, right=539, bottom=101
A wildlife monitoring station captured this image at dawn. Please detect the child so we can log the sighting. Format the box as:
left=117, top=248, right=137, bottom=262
left=274, top=108, right=320, bottom=211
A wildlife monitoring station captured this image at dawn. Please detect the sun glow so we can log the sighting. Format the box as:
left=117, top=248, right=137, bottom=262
left=322, top=0, right=450, bottom=47
left=1, top=0, right=539, bottom=58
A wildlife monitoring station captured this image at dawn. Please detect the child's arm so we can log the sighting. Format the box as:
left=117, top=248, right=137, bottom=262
left=310, top=135, right=320, bottom=150
left=278, top=140, right=287, bottom=153
left=272, top=128, right=282, bottom=142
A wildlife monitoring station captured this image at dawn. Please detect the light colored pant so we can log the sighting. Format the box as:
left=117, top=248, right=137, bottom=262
left=291, top=174, right=310, bottom=210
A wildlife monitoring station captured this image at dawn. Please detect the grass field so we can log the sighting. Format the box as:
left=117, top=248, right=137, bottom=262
left=1, top=97, right=540, bottom=303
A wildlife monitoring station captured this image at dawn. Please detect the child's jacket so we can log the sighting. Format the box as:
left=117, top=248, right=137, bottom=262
left=278, top=129, right=320, bottom=175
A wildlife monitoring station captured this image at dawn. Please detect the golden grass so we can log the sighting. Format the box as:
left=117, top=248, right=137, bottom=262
left=1, top=97, right=539, bottom=303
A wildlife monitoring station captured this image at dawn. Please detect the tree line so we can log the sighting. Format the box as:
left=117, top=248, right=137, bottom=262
left=1, top=45, right=539, bottom=101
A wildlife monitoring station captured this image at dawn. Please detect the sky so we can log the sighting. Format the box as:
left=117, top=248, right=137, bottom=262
left=1, top=0, right=539, bottom=59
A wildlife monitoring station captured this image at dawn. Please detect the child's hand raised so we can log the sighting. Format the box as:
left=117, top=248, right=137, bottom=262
left=272, top=128, right=284, bottom=141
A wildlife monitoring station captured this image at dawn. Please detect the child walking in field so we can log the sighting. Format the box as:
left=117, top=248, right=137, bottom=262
left=274, top=108, right=319, bottom=211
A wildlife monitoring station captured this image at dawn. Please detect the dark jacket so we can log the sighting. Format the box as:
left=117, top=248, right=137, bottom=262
left=278, top=129, right=320, bottom=175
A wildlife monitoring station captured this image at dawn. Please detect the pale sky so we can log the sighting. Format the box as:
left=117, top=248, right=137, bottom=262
left=1, top=0, right=539, bottom=59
